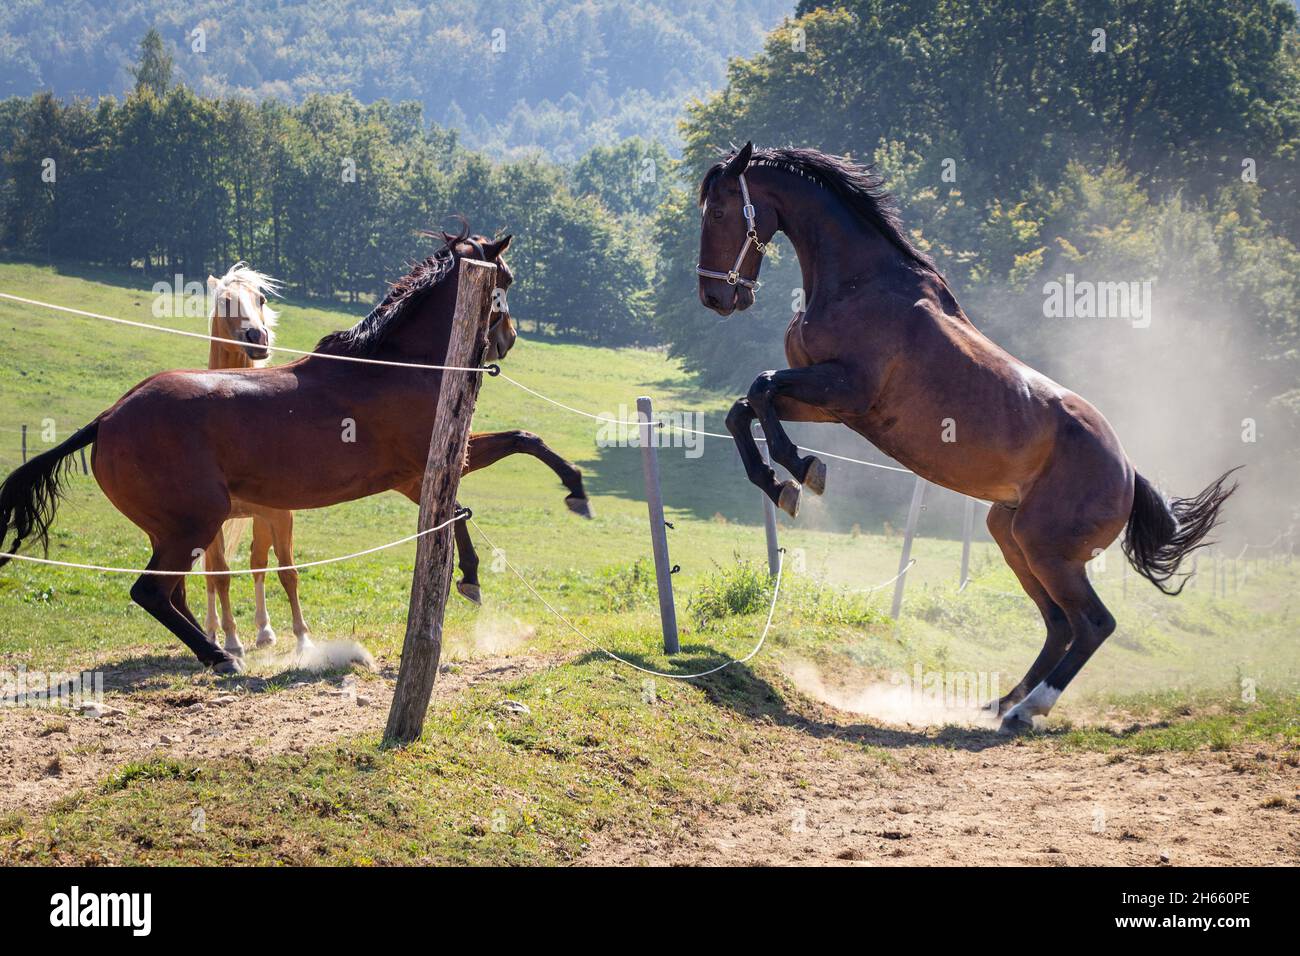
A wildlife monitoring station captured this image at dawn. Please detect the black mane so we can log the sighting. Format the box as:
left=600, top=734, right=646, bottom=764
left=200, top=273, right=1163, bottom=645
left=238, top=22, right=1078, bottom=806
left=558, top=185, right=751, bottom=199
left=314, top=237, right=459, bottom=357
left=701, top=146, right=938, bottom=274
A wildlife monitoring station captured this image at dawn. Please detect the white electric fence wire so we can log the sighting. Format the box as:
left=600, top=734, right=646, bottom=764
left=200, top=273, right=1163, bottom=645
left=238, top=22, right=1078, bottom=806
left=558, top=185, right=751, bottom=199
left=0, top=511, right=465, bottom=575
left=0, top=292, right=486, bottom=373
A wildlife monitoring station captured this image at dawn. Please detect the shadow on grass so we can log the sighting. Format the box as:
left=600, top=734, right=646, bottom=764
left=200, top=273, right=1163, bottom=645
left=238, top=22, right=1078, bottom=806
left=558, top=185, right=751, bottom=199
left=97, top=650, right=381, bottom=695
left=571, top=647, right=1014, bottom=753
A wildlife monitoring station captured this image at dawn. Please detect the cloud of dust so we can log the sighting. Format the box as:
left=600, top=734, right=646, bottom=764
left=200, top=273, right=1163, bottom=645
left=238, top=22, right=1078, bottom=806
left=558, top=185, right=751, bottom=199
left=292, top=640, right=375, bottom=672
left=446, top=610, right=536, bottom=659
left=785, top=659, right=1000, bottom=729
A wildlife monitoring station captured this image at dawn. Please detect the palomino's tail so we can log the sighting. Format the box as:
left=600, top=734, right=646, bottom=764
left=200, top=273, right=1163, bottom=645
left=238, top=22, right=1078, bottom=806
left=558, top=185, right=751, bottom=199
left=1123, top=468, right=1239, bottom=595
left=0, top=421, right=99, bottom=568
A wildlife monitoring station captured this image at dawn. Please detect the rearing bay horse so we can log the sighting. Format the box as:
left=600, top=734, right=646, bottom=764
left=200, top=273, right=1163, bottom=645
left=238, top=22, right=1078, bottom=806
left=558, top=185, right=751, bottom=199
left=0, top=230, right=516, bottom=675
left=696, top=144, right=1237, bottom=732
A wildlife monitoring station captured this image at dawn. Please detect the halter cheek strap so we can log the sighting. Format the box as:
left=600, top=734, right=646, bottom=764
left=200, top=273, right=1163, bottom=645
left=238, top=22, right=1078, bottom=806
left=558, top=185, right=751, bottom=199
left=696, top=172, right=767, bottom=291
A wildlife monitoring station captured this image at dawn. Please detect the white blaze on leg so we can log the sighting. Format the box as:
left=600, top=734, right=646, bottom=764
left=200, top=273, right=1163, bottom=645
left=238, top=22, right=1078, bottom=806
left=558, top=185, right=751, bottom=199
left=1007, top=682, right=1061, bottom=723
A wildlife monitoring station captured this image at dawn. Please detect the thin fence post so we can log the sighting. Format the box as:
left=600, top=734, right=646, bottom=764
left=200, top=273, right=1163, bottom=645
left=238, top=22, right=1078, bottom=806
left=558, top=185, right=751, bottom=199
left=80, top=447, right=89, bottom=475
left=638, top=396, right=679, bottom=654
left=20, top=424, right=27, bottom=464
left=757, top=425, right=780, bottom=579
left=959, top=495, right=974, bottom=588
left=890, top=476, right=927, bottom=620
left=384, top=258, right=496, bottom=746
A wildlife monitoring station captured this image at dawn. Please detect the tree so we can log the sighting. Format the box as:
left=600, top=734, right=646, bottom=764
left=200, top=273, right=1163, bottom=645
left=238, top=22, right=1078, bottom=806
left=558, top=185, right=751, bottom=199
left=131, top=30, right=174, bottom=99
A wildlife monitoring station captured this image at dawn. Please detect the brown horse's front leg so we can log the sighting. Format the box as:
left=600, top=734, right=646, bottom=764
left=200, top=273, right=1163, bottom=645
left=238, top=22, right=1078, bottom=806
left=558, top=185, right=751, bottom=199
left=465, top=430, right=592, bottom=517
left=724, top=398, right=790, bottom=511
left=745, top=364, right=848, bottom=516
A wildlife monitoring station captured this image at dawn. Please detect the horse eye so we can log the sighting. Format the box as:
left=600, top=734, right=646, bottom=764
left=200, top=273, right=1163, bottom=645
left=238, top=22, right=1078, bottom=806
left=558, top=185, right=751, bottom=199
left=258, top=295, right=266, bottom=306
left=710, top=208, right=724, bottom=220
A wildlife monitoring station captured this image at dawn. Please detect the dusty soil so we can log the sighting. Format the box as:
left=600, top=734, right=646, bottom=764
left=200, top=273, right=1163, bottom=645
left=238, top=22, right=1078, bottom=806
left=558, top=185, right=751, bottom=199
left=4, top=649, right=1297, bottom=866
left=0, top=649, right=561, bottom=816
left=581, top=723, right=1300, bottom=866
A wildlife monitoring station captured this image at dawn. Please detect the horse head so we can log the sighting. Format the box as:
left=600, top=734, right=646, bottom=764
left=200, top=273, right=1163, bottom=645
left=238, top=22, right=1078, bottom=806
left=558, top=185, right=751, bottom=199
left=440, top=226, right=517, bottom=362
left=207, top=264, right=280, bottom=364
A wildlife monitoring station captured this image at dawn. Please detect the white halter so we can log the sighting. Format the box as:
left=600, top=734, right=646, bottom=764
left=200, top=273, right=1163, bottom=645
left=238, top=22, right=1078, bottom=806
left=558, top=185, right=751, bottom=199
left=696, top=172, right=766, bottom=290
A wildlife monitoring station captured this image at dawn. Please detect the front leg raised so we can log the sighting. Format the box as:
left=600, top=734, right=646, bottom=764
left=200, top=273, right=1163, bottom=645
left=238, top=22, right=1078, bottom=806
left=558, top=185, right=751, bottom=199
left=724, top=398, right=794, bottom=512
left=745, top=364, right=852, bottom=514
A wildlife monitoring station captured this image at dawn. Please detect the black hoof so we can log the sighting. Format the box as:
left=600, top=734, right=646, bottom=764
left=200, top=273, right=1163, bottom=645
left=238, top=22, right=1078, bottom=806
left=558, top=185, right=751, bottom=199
left=211, top=655, right=245, bottom=676
left=803, top=457, right=827, bottom=496
left=457, top=580, right=482, bottom=605
left=998, top=712, right=1036, bottom=736
left=565, top=495, right=594, bottom=519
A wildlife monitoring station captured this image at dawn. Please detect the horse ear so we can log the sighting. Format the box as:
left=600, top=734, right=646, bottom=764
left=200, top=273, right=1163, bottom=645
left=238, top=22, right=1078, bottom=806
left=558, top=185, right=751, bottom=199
left=207, top=275, right=219, bottom=292
left=724, top=141, right=753, bottom=177
left=486, top=234, right=512, bottom=259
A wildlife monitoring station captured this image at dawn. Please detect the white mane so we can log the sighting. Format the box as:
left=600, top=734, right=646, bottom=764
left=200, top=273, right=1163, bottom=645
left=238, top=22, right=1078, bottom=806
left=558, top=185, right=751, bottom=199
left=209, top=261, right=281, bottom=336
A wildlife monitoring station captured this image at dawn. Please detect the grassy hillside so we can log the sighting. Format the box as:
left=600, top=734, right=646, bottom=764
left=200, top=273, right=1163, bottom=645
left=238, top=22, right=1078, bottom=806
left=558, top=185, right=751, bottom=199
left=0, top=260, right=1297, bottom=693
left=0, top=261, right=1297, bottom=865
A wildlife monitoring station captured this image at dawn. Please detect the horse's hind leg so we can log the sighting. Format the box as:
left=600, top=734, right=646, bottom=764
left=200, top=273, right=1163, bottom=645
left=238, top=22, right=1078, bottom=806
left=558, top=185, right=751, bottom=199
left=203, top=533, right=243, bottom=657
left=250, top=517, right=276, bottom=648
left=268, top=509, right=311, bottom=652
left=1001, top=560, right=1115, bottom=733
left=130, top=544, right=243, bottom=674
left=453, top=505, right=481, bottom=604
left=985, top=504, right=1071, bottom=716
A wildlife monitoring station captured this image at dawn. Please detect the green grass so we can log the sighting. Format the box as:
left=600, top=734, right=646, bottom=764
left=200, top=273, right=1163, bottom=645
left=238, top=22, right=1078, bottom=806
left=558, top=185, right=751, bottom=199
left=1, top=260, right=1298, bottom=864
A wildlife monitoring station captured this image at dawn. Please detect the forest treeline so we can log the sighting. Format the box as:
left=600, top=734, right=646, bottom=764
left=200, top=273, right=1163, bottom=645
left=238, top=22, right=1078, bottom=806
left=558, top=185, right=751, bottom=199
left=0, top=0, right=789, bottom=160
left=0, top=32, right=673, bottom=344
left=2, top=1, right=1299, bottom=515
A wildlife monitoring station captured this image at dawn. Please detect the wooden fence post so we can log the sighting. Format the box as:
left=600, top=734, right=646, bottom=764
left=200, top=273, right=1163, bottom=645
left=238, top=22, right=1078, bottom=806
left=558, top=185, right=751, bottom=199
left=757, top=426, right=781, bottom=579
left=959, top=495, right=975, bottom=589
left=890, top=476, right=927, bottom=620
left=384, top=258, right=496, bottom=746
left=20, top=424, right=27, bottom=464
left=638, top=396, right=679, bottom=654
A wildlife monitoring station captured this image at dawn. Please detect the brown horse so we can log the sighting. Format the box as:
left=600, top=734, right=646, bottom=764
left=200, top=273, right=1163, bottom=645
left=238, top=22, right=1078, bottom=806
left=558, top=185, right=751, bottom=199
left=696, top=144, right=1237, bottom=732
left=0, top=230, right=517, bottom=675
left=199, top=265, right=591, bottom=659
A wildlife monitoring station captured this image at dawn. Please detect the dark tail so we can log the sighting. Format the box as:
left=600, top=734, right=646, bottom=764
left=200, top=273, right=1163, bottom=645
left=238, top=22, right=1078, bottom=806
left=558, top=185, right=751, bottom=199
left=0, top=421, right=99, bottom=568
left=1122, top=468, right=1239, bottom=595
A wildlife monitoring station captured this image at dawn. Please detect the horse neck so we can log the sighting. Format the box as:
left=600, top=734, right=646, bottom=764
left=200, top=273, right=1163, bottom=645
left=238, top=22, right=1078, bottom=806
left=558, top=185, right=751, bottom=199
left=208, top=328, right=253, bottom=370
left=763, top=171, right=903, bottom=303
left=363, top=281, right=461, bottom=367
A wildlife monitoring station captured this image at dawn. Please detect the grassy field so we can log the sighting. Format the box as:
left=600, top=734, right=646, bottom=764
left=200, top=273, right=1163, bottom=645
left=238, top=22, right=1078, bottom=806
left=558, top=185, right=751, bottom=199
left=1, top=260, right=1297, bottom=865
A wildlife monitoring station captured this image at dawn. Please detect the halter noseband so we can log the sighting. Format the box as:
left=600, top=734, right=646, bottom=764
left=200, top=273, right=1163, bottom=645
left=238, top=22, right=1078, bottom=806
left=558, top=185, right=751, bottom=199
left=696, top=172, right=766, bottom=291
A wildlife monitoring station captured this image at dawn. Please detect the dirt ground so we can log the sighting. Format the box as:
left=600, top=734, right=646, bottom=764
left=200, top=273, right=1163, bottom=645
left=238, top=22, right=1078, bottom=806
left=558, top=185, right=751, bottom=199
left=582, top=723, right=1300, bottom=866
left=3, top=650, right=1296, bottom=865
left=0, top=649, right=557, bottom=816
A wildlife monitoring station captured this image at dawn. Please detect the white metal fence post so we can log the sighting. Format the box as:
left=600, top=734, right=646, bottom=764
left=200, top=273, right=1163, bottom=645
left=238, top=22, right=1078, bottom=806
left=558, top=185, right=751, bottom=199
left=638, top=396, right=679, bottom=654
left=757, top=426, right=781, bottom=579
left=890, top=476, right=927, bottom=620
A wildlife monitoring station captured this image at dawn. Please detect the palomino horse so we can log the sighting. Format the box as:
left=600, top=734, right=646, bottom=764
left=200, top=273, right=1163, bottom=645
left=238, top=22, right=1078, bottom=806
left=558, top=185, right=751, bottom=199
left=0, top=229, right=517, bottom=674
left=199, top=264, right=593, bottom=660
left=696, top=144, right=1237, bottom=732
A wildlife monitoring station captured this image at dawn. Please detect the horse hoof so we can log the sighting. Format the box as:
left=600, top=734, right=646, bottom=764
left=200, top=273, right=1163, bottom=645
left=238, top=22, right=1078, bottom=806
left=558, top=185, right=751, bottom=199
left=255, top=626, right=276, bottom=649
left=225, top=642, right=246, bottom=659
left=565, top=495, right=594, bottom=519
left=803, top=457, right=827, bottom=496
left=457, top=581, right=482, bottom=605
left=211, top=656, right=244, bottom=676
left=778, top=480, right=801, bottom=518
left=998, top=711, right=1036, bottom=736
